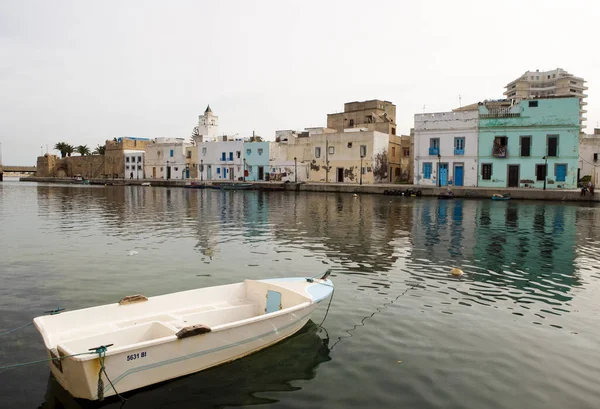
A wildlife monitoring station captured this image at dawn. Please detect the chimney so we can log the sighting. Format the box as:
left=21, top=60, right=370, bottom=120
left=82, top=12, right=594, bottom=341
left=595, top=128, right=600, bottom=135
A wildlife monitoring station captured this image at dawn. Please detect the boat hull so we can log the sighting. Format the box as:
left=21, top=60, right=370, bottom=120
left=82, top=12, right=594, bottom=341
left=35, top=277, right=332, bottom=401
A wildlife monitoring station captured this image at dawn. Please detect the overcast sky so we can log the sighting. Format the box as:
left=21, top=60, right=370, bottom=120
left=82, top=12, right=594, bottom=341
left=1, top=0, right=598, bottom=165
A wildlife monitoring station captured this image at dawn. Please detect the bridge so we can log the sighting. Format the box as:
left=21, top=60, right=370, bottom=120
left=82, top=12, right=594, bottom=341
left=0, top=165, right=37, bottom=181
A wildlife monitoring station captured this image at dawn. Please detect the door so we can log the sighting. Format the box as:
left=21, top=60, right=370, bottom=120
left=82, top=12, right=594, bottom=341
left=439, top=164, right=448, bottom=186
left=185, top=167, right=189, bottom=179
left=166, top=166, right=171, bottom=180
left=508, top=165, right=519, bottom=187
left=229, top=167, right=234, bottom=180
left=337, top=167, right=344, bottom=182
left=207, top=165, right=212, bottom=180
left=454, top=165, right=464, bottom=186
left=555, top=164, right=567, bottom=183
left=152, top=167, right=156, bottom=178
left=266, top=290, right=282, bottom=314
left=258, top=166, right=264, bottom=181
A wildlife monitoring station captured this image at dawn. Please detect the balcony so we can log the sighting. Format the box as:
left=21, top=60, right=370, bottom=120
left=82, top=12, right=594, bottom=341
left=480, top=111, right=520, bottom=119
left=429, top=147, right=440, bottom=156
left=492, top=145, right=507, bottom=158
left=454, top=148, right=464, bottom=155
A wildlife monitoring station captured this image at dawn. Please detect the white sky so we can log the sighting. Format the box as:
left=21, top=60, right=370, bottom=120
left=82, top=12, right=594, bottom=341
left=1, top=0, right=599, bottom=165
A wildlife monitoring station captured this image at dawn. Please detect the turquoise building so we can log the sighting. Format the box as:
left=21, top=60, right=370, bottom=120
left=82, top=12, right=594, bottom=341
left=243, top=142, right=270, bottom=181
left=477, top=97, right=580, bottom=189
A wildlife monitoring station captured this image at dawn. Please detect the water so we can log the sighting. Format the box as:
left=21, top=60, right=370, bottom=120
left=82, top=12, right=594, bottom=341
left=1, top=178, right=600, bottom=409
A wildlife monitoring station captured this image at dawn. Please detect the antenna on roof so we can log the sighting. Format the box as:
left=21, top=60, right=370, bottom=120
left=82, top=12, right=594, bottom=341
left=459, top=95, right=462, bottom=108
left=422, top=105, right=426, bottom=113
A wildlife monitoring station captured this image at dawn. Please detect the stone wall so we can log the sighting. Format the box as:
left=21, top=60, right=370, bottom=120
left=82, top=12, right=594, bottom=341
left=36, top=154, right=105, bottom=178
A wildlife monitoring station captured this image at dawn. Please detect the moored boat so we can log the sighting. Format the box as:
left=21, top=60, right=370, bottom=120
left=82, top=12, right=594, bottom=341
left=220, top=183, right=254, bottom=190
left=491, top=193, right=511, bottom=201
left=33, top=275, right=333, bottom=401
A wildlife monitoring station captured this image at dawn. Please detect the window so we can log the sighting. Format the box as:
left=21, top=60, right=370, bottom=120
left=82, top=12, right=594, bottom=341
left=595, top=153, right=598, bottom=162
left=160, top=167, right=163, bottom=171
left=423, top=163, right=432, bottom=179
left=246, top=149, right=251, bottom=155
left=349, top=119, right=354, bottom=127
left=536, top=76, right=539, bottom=80
left=315, top=147, right=321, bottom=158
left=229, top=152, right=233, bottom=161
left=186, top=151, right=192, bottom=158
left=392, top=147, right=396, bottom=157
left=536, top=164, right=547, bottom=181
left=454, top=137, right=465, bottom=155
left=547, top=135, right=558, bottom=157
left=126, top=157, right=130, bottom=163
left=360, top=145, right=367, bottom=157
left=138, top=165, right=142, bottom=170
left=217, top=168, right=221, bottom=174
left=520, top=136, right=531, bottom=157
left=403, top=148, right=410, bottom=157
left=138, top=156, right=142, bottom=162
left=202, top=147, right=207, bottom=155
left=170, top=149, right=174, bottom=157
left=236, top=151, right=241, bottom=158
left=392, top=127, right=396, bottom=135
left=248, top=165, right=252, bottom=172
left=529, top=101, right=538, bottom=108
left=493, top=136, right=507, bottom=158
left=221, top=152, right=226, bottom=161
left=430, top=138, right=440, bottom=148
left=481, top=164, right=492, bottom=180
left=365, top=115, right=372, bottom=123
left=570, top=88, right=578, bottom=93
left=126, top=165, right=129, bottom=170
left=329, top=146, right=335, bottom=155
left=258, top=148, right=263, bottom=155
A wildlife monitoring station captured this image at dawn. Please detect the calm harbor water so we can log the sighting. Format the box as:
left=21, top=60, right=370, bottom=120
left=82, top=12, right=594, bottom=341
left=1, top=177, right=600, bottom=409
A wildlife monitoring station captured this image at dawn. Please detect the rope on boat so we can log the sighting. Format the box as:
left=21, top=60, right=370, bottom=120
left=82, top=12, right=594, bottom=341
left=92, top=344, right=127, bottom=404
left=0, top=308, right=65, bottom=337
left=305, top=271, right=335, bottom=328
left=0, top=351, right=92, bottom=370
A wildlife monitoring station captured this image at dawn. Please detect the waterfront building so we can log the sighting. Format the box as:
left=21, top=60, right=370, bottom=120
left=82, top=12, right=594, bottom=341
left=196, top=137, right=244, bottom=181
left=504, top=68, right=587, bottom=127
left=105, top=137, right=152, bottom=178
left=477, top=97, right=580, bottom=189
left=269, top=132, right=310, bottom=182
left=327, top=99, right=411, bottom=182
left=578, top=128, right=600, bottom=183
left=413, top=109, right=479, bottom=187
left=243, top=141, right=269, bottom=181
left=124, top=150, right=145, bottom=179
left=274, top=127, right=389, bottom=183
left=144, top=137, right=192, bottom=180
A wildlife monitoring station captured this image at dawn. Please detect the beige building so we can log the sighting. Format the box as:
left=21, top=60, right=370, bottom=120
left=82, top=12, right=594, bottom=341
left=104, top=137, right=153, bottom=178
left=504, top=68, right=587, bottom=125
left=388, top=132, right=413, bottom=183
left=579, top=128, right=600, bottom=183
left=273, top=127, right=389, bottom=184
left=36, top=154, right=105, bottom=178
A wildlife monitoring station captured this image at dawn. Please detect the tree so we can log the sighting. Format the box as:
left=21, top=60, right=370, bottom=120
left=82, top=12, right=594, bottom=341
left=190, top=126, right=201, bottom=143
left=54, top=142, right=70, bottom=158
left=373, top=149, right=388, bottom=183
left=93, top=144, right=106, bottom=155
left=65, top=144, right=74, bottom=157
left=76, top=145, right=90, bottom=156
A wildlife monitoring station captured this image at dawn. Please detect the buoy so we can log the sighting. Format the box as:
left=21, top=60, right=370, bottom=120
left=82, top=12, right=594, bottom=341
left=450, top=268, right=464, bottom=277
left=128, top=250, right=139, bottom=256
left=353, top=193, right=358, bottom=197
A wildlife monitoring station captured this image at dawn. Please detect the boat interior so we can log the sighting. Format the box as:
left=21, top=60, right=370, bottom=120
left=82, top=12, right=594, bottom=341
left=35, top=280, right=313, bottom=359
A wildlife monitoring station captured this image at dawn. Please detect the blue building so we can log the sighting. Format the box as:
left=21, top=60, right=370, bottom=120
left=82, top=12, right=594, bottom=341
left=477, top=97, right=580, bottom=189
left=243, top=141, right=270, bottom=181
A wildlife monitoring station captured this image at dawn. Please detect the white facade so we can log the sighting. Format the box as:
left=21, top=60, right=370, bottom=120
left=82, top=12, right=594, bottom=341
left=124, top=150, right=145, bottom=179
left=579, top=130, right=600, bottom=183
left=145, top=138, right=192, bottom=180
left=196, top=138, right=244, bottom=181
left=413, top=109, right=479, bottom=187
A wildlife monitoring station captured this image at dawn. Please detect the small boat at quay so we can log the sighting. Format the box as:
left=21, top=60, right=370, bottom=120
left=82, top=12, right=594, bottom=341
left=491, top=193, right=511, bottom=201
left=33, top=275, right=334, bottom=401
left=220, top=183, right=254, bottom=190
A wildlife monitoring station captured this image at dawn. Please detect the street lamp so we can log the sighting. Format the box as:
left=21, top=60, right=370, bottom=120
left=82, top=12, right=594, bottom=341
left=243, top=158, right=246, bottom=182
left=360, top=151, right=365, bottom=185
left=542, top=156, right=548, bottom=190
left=294, top=157, right=297, bottom=183
left=200, top=159, right=203, bottom=182
left=437, top=153, right=441, bottom=187
left=166, top=160, right=169, bottom=180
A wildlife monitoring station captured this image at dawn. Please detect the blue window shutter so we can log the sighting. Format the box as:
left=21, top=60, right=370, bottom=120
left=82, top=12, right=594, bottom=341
left=216, top=168, right=220, bottom=174
left=229, top=152, right=233, bottom=161
left=555, top=164, right=566, bottom=182
left=170, top=149, right=174, bottom=157
left=221, top=152, right=226, bottom=161
left=424, top=163, right=432, bottom=179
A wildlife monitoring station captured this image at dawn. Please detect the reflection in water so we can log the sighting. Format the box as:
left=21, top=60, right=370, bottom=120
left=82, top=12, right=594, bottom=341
left=38, top=321, right=330, bottom=409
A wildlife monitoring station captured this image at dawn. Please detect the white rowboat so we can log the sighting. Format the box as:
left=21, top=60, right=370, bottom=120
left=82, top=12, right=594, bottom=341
left=33, top=276, right=334, bottom=400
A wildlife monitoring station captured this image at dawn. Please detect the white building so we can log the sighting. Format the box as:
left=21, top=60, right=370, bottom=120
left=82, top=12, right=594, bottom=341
left=194, top=105, right=219, bottom=143
left=579, top=128, right=600, bottom=183
left=145, top=138, right=192, bottom=180
left=413, top=109, right=479, bottom=187
left=197, top=137, right=245, bottom=181
left=124, top=150, right=145, bottom=179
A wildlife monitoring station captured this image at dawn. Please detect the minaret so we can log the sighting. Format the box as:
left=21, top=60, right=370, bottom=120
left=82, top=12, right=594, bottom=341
left=196, top=105, right=218, bottom=142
